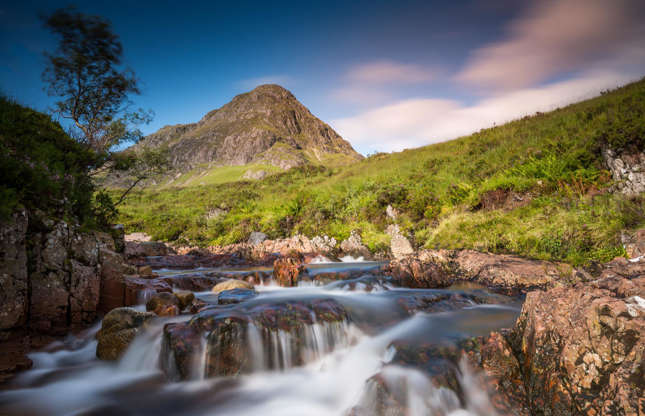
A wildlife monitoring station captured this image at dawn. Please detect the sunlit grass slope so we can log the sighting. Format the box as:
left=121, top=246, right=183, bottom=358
left=112, top=78, right=645, bottom=266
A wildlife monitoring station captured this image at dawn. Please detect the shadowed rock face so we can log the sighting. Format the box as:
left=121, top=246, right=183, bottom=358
left=133, top=84, right=362, bottom=172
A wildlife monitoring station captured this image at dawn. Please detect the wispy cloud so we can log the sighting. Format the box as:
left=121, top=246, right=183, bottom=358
left=346, top=60, right=435, bottom=84
left=456, top=0, right=645, bottom=90
left=333, top=71, right=637, bottom=154
left=235, top=75, right=294, bottom=90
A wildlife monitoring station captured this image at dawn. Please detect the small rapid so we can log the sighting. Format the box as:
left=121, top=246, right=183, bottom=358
left=0, top=262, right=521, bottom=415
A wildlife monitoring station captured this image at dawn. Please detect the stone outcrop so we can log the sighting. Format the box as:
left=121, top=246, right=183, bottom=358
left=96, top=307, right=155, bottom=360
left=603, top=147, right=645, bottom=195
left=386, top=224, right=414, bottom=259
left=623, top=228, right=645, bottom=259
left=385, top=249, right=573, bottom=295
left=507, top=274, right=644, bottom=415
left=340, top=230, right=371, bottom=259
left=1, top=211, right=129, bottom=336
left=0, top=211, right=28, bottom=331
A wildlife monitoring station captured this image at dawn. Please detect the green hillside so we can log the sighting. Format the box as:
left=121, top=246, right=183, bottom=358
left=112, top=78, right=645, bottom=266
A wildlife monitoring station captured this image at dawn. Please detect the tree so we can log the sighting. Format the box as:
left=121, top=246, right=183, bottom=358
left=42, top=8, right=167, bottom=208
left=42, top=7, right=151, bottom=153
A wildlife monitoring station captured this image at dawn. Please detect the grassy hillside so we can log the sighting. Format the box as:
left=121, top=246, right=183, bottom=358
left=112, top=79, right=645, bottom=266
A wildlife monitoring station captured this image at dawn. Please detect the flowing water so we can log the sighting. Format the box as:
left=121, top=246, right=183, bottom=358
left=0, top=262, right=521, bottom=416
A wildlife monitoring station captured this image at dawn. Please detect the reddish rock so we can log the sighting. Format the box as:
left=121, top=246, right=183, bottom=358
left=125, top=241, right=173, bottom=259
left=123, top=275, right=172, bottom=306
left=99, top=248, right=137, bottom=313
left=385, top=249, right=573, bottom=295
left=273, top=252, right=306, bottom=287
left=508, top=275, right=644, bottom=415
left=146, top=292, right=181, bottom=317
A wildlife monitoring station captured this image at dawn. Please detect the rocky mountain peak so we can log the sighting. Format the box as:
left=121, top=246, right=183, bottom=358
left=134, top=84, right=361, bottom=173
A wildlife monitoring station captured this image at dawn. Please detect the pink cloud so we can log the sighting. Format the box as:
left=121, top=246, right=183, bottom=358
left=456, top=0, right=645, bottom=90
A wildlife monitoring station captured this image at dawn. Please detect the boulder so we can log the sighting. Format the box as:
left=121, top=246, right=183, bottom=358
left=174, top=290, right=196, bottom=310
left=273, top=253, right=306, bottom=287
left=124, top=241, right=172, bottom=259
left=340, top=230, right=371, bottom=259
left=211, top=279, right=254, bottom=293
left=386, top=224, right=414, bottom=259
left=146, top=292, right=181, bottom=317
left=508, top=275, right=644, bottom=414
left=96, top=307, right=155, bottom=360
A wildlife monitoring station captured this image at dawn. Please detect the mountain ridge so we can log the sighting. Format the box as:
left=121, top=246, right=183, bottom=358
left=134, top=84, right=362, bottom=173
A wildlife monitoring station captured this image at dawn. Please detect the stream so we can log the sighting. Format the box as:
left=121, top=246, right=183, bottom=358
left=0, top=261, right=521, bottom=415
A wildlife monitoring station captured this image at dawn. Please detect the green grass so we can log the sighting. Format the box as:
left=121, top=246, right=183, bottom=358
left=111, top=78, right=645, bottom=266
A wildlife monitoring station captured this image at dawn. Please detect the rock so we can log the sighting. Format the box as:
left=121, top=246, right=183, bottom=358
left=273, top=253, right=305, bottom=287
left=211, top=279, right=254, bottom=293
left=386, top=224, right=414, bottom=259
left=146, top=292, right=181, bottom=317
left=603, top=147, right=645, bottom=195
left=138, top=265, right=154, bottom=276
left=96, top=307, right=155, bottom=360
left=386, top=204, right=398, bottom=220
left=161, top=298, right=348, bottom=379
left=0, top=211, right=28, bottom=330
left=247, top=231, right=268, bottom=245
left=218, top=288, right=257, bottom=304
left=624, top=229, right=645, bottom=259
left=242, top=169, right=268, bottom=180
left=384, top=255, right=452, bottom=289
left=508, top=275, right=644, bottom=414
left=385, top=249, right=572, bottom=295
left=124, top=241, right=172, bottom=259
left=69, top=259, right=100, bottom=324
left=123, top=275, right=172, bottom=306
left=310, top=235, right=337, bottom=253
left=110, top=224, right=125, bottom=253
left=99, top=248, right=137, bottom=313
left=124, top=232, right=152, bottom=242
left=340, top=230, right=371, bottom=259
left=174, top=290, right=195, bottom=310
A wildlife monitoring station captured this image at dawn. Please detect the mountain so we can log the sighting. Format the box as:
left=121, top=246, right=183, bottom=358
left=134, top=85, right=362, bottom=177
left=114, top=78, right=645, bottom=264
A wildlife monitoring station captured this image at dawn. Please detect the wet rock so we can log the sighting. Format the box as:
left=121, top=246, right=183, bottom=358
left=174, top=290, right=196, bottom=310
left=273, top=252, right=306, bottom=287
left=508, top=275, right=644, bottom=415
left=138, top=265, right=154, bottom=277
left=146, top=292, right=181, bottom=317
left=123, top=275, right=172, bottom=306
left=161, top=298, right=349, bottom=379
left=0, top=210, right=28, bottom=330
left=340, top=230, right=371, bottom=259
left=218, top=288, right=257, bottom=305
left=96, top=307, right=155, bottom=360
left=211, top=279, right=254, bottom=293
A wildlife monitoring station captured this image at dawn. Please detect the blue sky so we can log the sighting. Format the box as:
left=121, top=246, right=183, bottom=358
left=1, top=0, right=644, bottom=154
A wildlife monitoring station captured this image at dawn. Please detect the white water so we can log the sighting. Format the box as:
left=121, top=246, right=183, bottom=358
left=0, top=268, right=519, bottom=416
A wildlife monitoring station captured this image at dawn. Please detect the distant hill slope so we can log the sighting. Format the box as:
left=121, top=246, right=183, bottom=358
left=130, top=84, right=361, bottom=185
left=113, top=78, right=645, bottom=266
